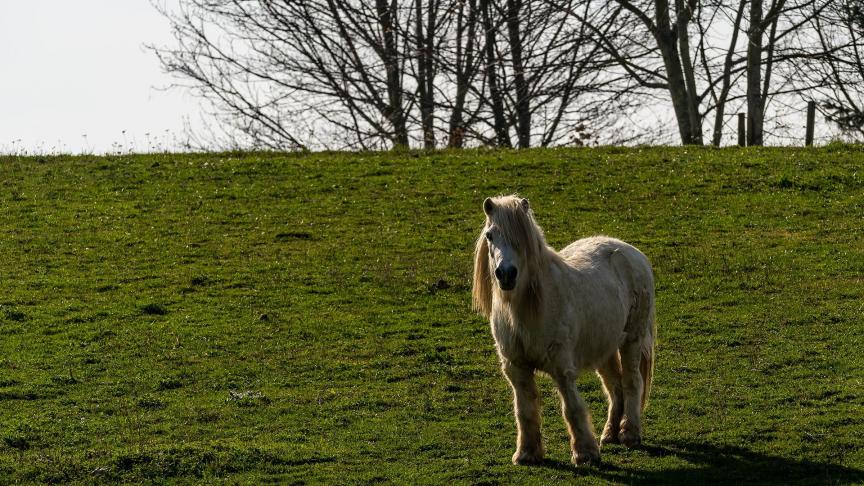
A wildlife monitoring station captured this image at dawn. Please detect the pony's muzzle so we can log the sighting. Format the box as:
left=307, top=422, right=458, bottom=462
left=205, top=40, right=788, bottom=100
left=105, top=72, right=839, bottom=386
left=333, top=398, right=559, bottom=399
left=495, top=265, right=518, bottom=290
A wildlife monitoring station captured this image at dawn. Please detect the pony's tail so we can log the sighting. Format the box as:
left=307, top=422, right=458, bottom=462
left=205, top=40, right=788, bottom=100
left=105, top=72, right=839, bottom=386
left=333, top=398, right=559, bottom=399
left=640, top=303, right=656, bottom=412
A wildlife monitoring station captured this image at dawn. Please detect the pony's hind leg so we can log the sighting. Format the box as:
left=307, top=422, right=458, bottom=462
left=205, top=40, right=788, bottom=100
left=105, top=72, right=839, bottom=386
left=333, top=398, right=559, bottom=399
left=596, top=353, right=624, bottom=445
left=503, top=364, right=544, bottom=465
left=552, top=370, right=601, bottom=466
left=618, top=339, right=644, bottom=448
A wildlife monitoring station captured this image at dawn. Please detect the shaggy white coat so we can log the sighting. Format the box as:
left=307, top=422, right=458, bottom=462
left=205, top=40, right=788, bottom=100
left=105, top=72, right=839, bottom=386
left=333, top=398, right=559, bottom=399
left=472, top=195, right=656, bottom=466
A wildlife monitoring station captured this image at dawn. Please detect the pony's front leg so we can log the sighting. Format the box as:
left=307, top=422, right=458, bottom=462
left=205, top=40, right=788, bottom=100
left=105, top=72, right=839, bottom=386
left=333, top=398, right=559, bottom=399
left=503, top=363, right=544, bottom=465
left=553, top=371, right=601, bottom=466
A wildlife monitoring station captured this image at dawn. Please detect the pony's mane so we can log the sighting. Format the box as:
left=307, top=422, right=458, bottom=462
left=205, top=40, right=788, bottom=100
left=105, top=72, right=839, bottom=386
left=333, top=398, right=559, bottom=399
left=489, top=196, right=547, bottom=256
left=472, top=195, right=548, bottom=323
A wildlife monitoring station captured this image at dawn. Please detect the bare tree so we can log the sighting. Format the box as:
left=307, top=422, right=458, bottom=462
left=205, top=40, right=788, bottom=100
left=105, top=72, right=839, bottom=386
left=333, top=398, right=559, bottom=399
left=506, top=0, right=531, bottom=147
left=413, top=0, right=439, bottom=148
left=586, top=0, right=706, bottom=144
left=797, top=0, right=864, bottom=139
left=745, top=0, right=793, bottom=146
left=556, top=0, right=847, bottom=146
left=152, top=1, right=419, bottom=150
left=480, top=0, right=512, bottom=146
left=473, top=0, right=642, bottom=147
left=706, top=0, right=747, bottom=146
left=156, top=0, right=864, bottom=149
left=444, top=0, right=482, bottom=148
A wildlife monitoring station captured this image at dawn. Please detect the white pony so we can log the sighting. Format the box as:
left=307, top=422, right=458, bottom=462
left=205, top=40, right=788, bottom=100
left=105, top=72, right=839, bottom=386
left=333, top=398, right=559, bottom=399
left=472, top=195, right=656, bottom=466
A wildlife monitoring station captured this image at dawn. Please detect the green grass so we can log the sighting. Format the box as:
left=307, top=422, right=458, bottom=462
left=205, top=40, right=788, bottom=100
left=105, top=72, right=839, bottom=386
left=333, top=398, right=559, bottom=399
left=1, top=146, right=863, bottom=484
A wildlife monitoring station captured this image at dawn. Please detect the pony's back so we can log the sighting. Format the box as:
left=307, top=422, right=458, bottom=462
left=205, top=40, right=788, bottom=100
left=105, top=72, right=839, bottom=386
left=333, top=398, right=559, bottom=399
left=559, top=235, right=655, bottom=410
left=559, top=236, right=651, bottom=277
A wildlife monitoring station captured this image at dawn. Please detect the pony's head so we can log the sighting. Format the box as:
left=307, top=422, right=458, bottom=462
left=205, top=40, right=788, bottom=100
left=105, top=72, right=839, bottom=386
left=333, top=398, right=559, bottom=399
left=472, top=195, right=547, bottom=318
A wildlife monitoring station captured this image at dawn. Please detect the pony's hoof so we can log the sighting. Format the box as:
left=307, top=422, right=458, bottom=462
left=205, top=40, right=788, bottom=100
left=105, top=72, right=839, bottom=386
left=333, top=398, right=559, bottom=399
left=572, top=450, right=601, bottom=467
left=600, top=432, right=620, bottom=446
left=618, top=429, right=642, bottom=448
left=600, top=425, right=620, bottom=445
left=512, top=449, right=544, bottom=466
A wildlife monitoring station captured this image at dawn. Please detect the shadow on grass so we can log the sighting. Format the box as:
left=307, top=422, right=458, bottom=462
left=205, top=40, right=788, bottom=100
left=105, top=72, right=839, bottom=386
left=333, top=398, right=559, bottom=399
left=538, top=441, right=864, bottom=484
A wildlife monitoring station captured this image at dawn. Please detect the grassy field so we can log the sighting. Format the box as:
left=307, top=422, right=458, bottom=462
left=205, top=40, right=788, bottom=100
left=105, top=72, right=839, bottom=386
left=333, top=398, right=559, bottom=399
left=0, top=146, right=863, bottom=484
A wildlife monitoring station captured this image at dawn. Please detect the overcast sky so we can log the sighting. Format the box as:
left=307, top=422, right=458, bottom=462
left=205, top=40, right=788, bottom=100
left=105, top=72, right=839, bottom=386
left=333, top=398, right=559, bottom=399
left=0, top=1, right=205, bottom=154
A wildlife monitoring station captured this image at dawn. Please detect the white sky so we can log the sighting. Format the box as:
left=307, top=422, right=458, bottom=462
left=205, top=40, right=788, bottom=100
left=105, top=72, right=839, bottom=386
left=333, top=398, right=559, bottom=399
left=0, top=1, right=205, bottom=154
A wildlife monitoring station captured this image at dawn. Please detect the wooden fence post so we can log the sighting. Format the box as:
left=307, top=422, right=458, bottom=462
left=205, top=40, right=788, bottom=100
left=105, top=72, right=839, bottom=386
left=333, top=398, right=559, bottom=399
left=738, top=113, right=746, bottom=147
left=805, top=101, right=816, bottom=146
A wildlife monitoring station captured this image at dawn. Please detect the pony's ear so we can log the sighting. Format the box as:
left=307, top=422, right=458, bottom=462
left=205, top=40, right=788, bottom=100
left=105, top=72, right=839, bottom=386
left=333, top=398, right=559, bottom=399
left=520, top=198, right=530, bottom=211
left=483, top=197, right=495, bottom=216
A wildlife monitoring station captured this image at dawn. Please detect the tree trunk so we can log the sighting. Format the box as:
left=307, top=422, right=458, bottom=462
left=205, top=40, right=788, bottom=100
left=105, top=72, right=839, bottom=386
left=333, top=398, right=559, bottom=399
left=415, top=0, right=435, bottom=149
left=760, top=9, right=780, bottom=117
left=506, top=0, right=530, bottom=148
left=652, top=0, right=702, bottom=145
left=448, top=0, right=469, bottom=147
left=449, top=0, right=478, bottom=148
left=747, top=0, right=764, bottom=146
left=712, top=0, right=746, bottom=146
left=660, top=41, right=699, bottom=144
left=676, top=0, right=702, bottom=144
left=481, top=0, right=511, bottom=147
left=377, top=0, right=409, bottom=148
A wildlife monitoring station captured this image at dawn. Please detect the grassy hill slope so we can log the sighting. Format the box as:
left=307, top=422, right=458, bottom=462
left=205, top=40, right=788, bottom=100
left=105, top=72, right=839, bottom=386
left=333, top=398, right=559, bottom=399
left=0, top=147, right=863, bottom=484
